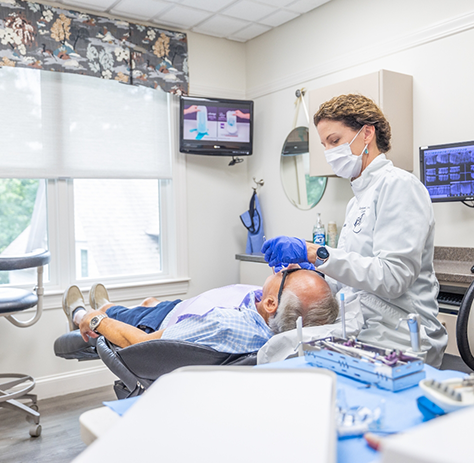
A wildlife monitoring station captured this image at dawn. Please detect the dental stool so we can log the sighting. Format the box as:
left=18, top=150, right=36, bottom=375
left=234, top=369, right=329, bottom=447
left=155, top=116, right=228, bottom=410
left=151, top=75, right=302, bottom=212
left=54, top=330, right=258, bottom=399
left=0, top=249, right=51, bottom=437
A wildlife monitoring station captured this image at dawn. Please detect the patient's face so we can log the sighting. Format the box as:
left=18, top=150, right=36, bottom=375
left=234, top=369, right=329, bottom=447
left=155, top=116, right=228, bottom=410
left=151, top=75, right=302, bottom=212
left=261, top=271, right=284, bottom=299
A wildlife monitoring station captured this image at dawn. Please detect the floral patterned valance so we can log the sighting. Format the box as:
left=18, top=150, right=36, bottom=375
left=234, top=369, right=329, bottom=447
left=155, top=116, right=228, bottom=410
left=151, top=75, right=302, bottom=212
left=0, top=0, right=188, bottom=95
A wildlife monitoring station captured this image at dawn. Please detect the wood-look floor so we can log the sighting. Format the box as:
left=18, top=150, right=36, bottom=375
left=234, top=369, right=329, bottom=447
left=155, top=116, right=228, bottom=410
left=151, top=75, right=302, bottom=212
left=0, top=386, right=116, bottom=463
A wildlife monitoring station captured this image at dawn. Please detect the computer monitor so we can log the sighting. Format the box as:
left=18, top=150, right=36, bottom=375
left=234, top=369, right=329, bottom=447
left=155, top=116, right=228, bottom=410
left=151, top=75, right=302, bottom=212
left=419, top=140, right=474, bottom=202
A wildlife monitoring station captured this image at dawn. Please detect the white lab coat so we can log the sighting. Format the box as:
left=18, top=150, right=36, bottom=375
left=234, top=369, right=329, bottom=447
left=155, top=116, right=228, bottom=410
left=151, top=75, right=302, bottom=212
left=319, top=154, right=448, bottom=367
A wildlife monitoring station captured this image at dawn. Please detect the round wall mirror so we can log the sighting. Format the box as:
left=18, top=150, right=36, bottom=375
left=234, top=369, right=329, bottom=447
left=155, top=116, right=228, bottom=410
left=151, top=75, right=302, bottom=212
left=280, top=126, right=327, bottom=210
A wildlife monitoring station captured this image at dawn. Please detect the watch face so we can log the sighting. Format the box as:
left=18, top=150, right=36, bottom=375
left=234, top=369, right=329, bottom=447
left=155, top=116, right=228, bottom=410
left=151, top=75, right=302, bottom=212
left=317, top=247, right=330, bottom=260
left=90, top=316, right=100, bottom=329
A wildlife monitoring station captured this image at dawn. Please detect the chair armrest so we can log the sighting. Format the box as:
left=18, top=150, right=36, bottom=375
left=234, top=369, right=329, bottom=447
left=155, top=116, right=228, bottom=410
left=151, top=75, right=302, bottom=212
left=96, top=338, right=256, bottom=392
left=0, top=249, right=50, bottom=271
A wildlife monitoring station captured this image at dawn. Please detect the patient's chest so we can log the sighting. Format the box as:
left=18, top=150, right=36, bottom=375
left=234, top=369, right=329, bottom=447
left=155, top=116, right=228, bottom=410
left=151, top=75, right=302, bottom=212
left=165, top=284, right=261, bottom=328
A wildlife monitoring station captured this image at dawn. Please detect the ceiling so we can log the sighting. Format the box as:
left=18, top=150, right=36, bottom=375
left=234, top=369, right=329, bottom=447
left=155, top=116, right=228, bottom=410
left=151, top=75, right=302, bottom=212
left=51, top=0, right=331, bottom=42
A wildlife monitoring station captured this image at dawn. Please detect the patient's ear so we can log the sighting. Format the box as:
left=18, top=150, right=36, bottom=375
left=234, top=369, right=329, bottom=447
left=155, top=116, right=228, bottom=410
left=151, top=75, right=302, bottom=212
left=262, top=296, right=278, bottom=316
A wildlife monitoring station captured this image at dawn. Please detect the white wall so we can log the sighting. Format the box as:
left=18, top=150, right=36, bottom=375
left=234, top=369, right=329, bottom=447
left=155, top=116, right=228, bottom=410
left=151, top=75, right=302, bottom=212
left=246, top=0, right=474, bottom=248
left=184, top=32, right=250, bottom=298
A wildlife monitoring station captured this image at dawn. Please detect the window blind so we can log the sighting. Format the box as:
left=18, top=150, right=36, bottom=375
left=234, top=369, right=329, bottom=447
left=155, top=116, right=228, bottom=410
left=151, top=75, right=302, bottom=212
left=1, top=67, right=172, bottom=179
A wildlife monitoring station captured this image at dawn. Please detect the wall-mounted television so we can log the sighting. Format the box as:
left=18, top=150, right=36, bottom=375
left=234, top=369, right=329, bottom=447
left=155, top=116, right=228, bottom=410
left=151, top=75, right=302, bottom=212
left=420, top=140, right=474, bottom=202
left=179, top=96, right=253, bottom=157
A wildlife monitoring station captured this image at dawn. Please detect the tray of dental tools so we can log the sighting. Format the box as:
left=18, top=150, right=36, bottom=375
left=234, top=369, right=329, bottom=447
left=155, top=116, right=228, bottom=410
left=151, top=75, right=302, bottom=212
left=304, top=337, right=426, bottom=391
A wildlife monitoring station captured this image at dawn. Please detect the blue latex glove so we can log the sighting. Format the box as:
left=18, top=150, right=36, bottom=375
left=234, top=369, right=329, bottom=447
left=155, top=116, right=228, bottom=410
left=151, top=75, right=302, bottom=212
left=261, top=236, right=308, bottom=267
left=274, top=262, right=316, bottom=273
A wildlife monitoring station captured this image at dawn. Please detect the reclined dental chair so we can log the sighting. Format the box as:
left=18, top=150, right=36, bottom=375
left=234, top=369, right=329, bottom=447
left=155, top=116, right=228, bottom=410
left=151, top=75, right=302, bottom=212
left=0, top=249, right=50, bottom=437
left=54, top=330, right=258, bottom=399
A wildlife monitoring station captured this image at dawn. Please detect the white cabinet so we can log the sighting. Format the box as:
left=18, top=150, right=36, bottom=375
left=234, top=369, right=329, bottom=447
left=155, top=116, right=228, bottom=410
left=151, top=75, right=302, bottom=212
left=437, top=312, right=460, bottom=356
left=236, top=254, right=273, bottom=286
left=309, top=69, right=413, bottom=177
left=239, top=260, right=272, bottom=286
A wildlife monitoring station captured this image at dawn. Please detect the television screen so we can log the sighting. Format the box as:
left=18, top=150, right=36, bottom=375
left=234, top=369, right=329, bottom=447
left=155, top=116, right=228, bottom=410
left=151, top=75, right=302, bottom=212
left=419, top=140, right=474, bottom=202
left=179, top=96, right=253, bottom=156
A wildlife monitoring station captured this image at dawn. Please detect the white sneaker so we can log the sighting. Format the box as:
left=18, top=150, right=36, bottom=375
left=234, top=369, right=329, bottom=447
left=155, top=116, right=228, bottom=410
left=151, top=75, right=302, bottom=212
left=62, top=285, right=86, bottom=331
left=89, top=283, right=111, bottom=310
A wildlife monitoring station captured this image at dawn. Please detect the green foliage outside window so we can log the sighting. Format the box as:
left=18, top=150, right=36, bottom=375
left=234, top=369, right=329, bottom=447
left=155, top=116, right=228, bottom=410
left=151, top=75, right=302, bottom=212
left=0, top=179, right=39, bottom=283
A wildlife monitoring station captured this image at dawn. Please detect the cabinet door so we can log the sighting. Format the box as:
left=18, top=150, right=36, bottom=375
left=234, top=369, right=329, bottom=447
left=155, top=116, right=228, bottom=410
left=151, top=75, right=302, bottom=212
left=309, top=70, right=413, bottom=177
left=379, top=69, right=413, bottom=172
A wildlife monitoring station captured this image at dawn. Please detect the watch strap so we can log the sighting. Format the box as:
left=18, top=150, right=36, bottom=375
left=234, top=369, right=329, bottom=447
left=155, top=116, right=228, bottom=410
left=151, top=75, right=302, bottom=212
left=315, top=257, right=326, bottom=267
left=89, top=313, right=108, bottom=332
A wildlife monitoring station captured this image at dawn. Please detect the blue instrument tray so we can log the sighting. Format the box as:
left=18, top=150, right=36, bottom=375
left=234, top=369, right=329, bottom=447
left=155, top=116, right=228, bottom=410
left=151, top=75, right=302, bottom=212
left=304, top=337, right=425, bottom=391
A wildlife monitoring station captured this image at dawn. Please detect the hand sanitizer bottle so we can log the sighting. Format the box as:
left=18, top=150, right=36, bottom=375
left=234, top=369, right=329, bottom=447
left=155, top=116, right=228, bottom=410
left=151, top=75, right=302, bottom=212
left=313, top=213, right=326, bottom=245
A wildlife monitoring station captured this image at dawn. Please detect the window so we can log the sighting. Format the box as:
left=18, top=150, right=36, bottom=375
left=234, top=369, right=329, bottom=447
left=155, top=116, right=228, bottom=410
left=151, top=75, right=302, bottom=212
left=80, top=249, right=89, bottom=279
left=0, top=67, right=186, bottom=292
left=0, top=178, right=48, bottom=285
left=73, top=179, right=162, bottom=279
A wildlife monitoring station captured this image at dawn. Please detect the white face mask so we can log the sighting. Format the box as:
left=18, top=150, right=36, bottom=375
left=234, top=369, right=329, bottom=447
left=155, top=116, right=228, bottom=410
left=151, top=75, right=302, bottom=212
left=324, top=127, right=368, bottom=179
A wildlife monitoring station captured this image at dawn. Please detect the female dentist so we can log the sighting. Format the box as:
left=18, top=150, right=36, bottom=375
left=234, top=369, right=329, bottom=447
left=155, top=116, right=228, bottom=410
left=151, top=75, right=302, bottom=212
left=263, top=94, right=447, bottom=367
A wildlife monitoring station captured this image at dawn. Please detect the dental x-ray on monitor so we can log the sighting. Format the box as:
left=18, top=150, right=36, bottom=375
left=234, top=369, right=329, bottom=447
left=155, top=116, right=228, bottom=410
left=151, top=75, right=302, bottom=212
left=420, top=140, right=474, bottom=203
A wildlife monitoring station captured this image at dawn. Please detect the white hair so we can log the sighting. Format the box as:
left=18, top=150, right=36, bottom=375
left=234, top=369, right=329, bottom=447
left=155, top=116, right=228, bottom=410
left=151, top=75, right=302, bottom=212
left=268, top=288, right=339, bottom=335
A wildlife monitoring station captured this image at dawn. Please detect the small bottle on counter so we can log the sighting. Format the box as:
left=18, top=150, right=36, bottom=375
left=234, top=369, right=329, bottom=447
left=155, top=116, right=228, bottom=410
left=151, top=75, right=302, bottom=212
left=327, top=221, right=337, bottom=248
left=313, top=213, right=326, bottom=246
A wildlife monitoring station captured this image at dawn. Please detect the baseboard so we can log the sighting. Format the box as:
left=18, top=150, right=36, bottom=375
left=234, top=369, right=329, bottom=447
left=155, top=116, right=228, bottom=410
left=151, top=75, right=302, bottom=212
left=34, top=365, right=118, bottom=400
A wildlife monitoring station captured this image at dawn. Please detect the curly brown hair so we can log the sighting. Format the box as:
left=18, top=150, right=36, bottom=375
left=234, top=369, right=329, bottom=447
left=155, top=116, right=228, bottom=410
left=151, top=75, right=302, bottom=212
left=313, top=94, right=392, bottom=153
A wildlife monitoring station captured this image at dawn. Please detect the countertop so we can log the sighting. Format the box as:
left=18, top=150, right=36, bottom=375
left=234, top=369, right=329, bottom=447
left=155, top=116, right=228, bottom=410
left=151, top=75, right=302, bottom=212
left=237, top=247, right=474, bottom=288
left=434, top=247, right=474, bottom=287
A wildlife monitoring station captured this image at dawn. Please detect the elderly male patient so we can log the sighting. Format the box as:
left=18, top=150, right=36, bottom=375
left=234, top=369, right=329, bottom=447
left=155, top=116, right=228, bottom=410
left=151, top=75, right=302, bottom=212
left=62, top=267, right=339, bottom=353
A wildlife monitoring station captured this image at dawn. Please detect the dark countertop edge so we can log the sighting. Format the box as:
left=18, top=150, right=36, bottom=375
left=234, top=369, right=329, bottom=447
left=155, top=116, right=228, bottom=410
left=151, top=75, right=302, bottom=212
left=435, top=271, right=474, bottom=286
left=235, top=253, right=267, bottom=264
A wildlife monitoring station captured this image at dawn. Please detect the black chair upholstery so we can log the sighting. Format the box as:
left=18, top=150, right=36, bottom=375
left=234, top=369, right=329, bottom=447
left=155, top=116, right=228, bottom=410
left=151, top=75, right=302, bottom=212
left=456, top=280, right=474, bottom=370
left=54, top=330, right=257, bottom=399
left=54, top=330, right=99, bottom=361
left=0, top=249, right=50, bottom=437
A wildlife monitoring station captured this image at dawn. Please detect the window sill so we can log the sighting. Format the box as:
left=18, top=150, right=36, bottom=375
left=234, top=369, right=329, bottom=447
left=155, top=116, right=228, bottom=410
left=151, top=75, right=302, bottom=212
left=42, top=277, right=190, bottom=311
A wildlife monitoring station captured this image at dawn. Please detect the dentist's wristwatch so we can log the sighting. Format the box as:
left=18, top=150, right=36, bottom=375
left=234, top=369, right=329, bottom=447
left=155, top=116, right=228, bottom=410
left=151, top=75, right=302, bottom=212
left=315, top=246, right=330, bottom=267
left=89, top=313, right=108, bottom=333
